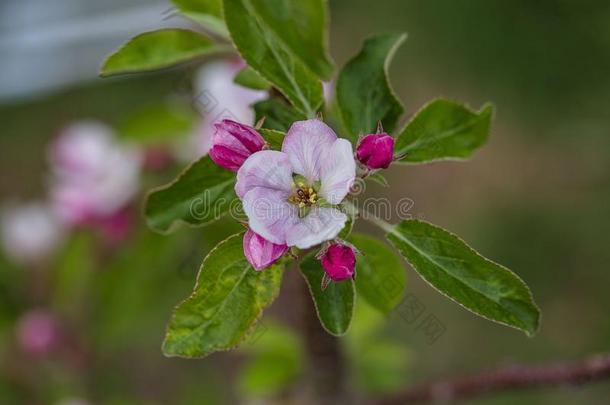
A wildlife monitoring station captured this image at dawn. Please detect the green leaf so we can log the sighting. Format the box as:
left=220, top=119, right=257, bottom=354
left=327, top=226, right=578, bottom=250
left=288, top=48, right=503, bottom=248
left=118, top=101, right=196, bottom=144
left=395, top=99, right=494, bottom=163
left=254, top=98, right=306, bottom=132
left=299, top=253, right=355, bottom=336
left=163, top=233, right=284, bottom=357
left=258, top=128, right=285, bottom=150
left=171, top=0, right=229, bottom=38
left=101, top=29, right=220, bottom=76
left=386, top=220, right=540, bottom=336
left=336, top=33, right=406, bottom=142
left=145, top=157, right=236, bottom=233
left=349, top=233, right=406, bottom=313
left=234, top=66, right=271, bottom=90
left=248, top=0, right=334, bottom=80
left=224, top=0, right=324, bottom=116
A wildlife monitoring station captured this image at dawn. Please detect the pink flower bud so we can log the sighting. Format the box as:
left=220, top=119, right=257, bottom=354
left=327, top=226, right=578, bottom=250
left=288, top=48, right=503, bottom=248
left=209, top=120, right=265, bottom=171
left=356, top=133, right=395, bottom=169
left=243, top=228, right=288, bottom=271
left=319, top=242, right=357, bottom=281
left=16, top=310, right=59, bottom=355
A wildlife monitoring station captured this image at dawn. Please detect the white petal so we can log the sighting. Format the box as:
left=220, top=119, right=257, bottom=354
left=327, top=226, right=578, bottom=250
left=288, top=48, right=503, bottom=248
left=281, top=119, right=337, bottom=183
left=319, top=139, right=356, bottom=204
left=235, top=150, right=294, bottom=199
left=285, top=207, right=347, bottom=249
left=242, top=188, right=299, bottom=245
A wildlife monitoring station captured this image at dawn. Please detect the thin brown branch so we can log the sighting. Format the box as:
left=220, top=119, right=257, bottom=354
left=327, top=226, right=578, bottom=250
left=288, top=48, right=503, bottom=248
left=370, top=353, right=610, bottom=404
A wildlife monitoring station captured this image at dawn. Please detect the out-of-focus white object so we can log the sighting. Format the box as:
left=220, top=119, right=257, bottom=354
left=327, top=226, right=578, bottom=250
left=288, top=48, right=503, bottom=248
left=183, top=60, right=267, bottom=159
left=48, top=121, right=141, bottom=226
left=0, top=202, right=64, bottom=265
left=0, top=0, right=178, bottom=101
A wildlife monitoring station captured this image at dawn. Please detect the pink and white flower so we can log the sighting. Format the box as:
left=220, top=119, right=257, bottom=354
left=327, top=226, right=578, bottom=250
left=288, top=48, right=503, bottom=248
left=48, top=121, right=141, bottom=239
left=236, top=119, right=356, bottom=249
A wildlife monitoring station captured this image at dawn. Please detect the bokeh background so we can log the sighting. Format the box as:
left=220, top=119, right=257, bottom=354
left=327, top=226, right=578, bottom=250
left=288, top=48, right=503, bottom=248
left=1, top=0, right=609, bottom=403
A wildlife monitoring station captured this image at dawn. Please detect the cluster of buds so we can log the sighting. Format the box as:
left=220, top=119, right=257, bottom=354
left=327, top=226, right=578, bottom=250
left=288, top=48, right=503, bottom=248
left=209, top=119, right=360, bottom=284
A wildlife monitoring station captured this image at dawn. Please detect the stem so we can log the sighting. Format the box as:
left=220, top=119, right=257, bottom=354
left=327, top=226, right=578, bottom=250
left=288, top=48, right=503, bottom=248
left=302, top=282, right=345, bottom=404
left=342, top=200, right=396, bottom=233
left=369, top=353, right=610, bottom=404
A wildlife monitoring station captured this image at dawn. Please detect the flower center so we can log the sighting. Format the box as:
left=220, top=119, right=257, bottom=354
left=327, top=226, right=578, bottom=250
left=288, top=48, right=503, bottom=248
left=288, top=182, right=318, bottom=208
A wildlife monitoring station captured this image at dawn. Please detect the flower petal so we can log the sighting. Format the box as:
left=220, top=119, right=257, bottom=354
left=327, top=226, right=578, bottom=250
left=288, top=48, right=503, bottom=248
left=285, top=207, right=347, bottom=249
left=319, top=139, right=356, bottom=204
left=243, top=228, right=288, bottom=271
left=242, top=187, right=298, bottom=245
left=281, top=119, right=337, bottom=183
left=235, top=150, right=294, bottom=199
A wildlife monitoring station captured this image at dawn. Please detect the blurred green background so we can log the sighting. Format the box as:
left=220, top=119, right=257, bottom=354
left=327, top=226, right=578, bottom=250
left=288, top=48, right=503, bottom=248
left=1, top=0, right=609, bottom=403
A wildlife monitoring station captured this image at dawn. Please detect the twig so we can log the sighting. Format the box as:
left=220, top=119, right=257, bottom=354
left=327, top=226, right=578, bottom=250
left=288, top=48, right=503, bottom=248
left=370, top=353, right=610, bottom=404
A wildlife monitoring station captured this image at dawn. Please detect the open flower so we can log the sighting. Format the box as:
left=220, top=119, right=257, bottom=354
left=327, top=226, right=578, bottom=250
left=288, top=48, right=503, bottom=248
left=236, top=119, right=356, bottom=249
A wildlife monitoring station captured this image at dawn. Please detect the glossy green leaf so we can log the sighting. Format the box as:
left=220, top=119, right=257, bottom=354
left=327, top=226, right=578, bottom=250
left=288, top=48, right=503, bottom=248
left=248, top=0, right=334, bottom=79
left=299, top=253, right=355, bottom=336
left=101, top=29, right=220, bottom=76
left=171, top=0, right=228, bottom=38
left=336, top=33, right=406, bottom=142
left=224, top=0, right=324, bottom=116
left=386, top=220, right=540, bottom=336
left=258, top=128, right=285, bottom=150
left=163, top=233, right=284, bottom=357
left=118, top=101, right=196, bottom=144
left=254, top=98, right=306, bottom=132
left=350, top=233, right=406, bottom=313
left=234, top=66, right=271, bottom=90
left=145, top=157, right=236, bottom=233
left=395, top=99, right=493, bottom=163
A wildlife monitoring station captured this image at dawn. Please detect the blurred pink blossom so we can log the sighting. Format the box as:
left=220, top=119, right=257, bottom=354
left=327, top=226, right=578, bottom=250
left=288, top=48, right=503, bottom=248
left=15, top=309, right=59, bottom=355
left=48, top=121, right=141, bottom=240
left=1, top=202, right=64, bottom=265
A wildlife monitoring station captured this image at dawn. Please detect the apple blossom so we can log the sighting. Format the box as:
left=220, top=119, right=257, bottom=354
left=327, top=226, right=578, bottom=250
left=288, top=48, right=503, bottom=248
left=48, top=121, right=141, bottom=231
left=209, top=119, right=266, bottom=171
left=243, top=228, right=289, bottom=270
left=356, top=133, right=395, bottom=169
left=235, top=119, right=356, bottom=249
left=319, top=242, right=357, bottom=281
left=15, top=309, right=59, bottom=355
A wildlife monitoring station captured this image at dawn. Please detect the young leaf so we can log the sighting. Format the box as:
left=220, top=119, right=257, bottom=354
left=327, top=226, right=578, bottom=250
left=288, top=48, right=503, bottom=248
left=254, top=99, right=307, bottom=132
left=234, top=66, right=271, bottom=90
left=394, top=99, right=493, bottom=163
left=101, top=29, right=220, bottom=76
left=171, top=0, right=229, bottom=38
left=145, top=157, right=236, bottom=233
left=337, top=33, right=406, bottom=143
left=224, top=0, right=324, bottom=116
left=349, top=233, right=406, bottom=313
left=163, top=233, right=284, bottom=358
left=247, top=0, right=335, bottom=80
left=299, top=253, right=355, bottom=336
left=258, top=128, right=285, bottom=150
left=386, top=220, right=540, bottom=336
